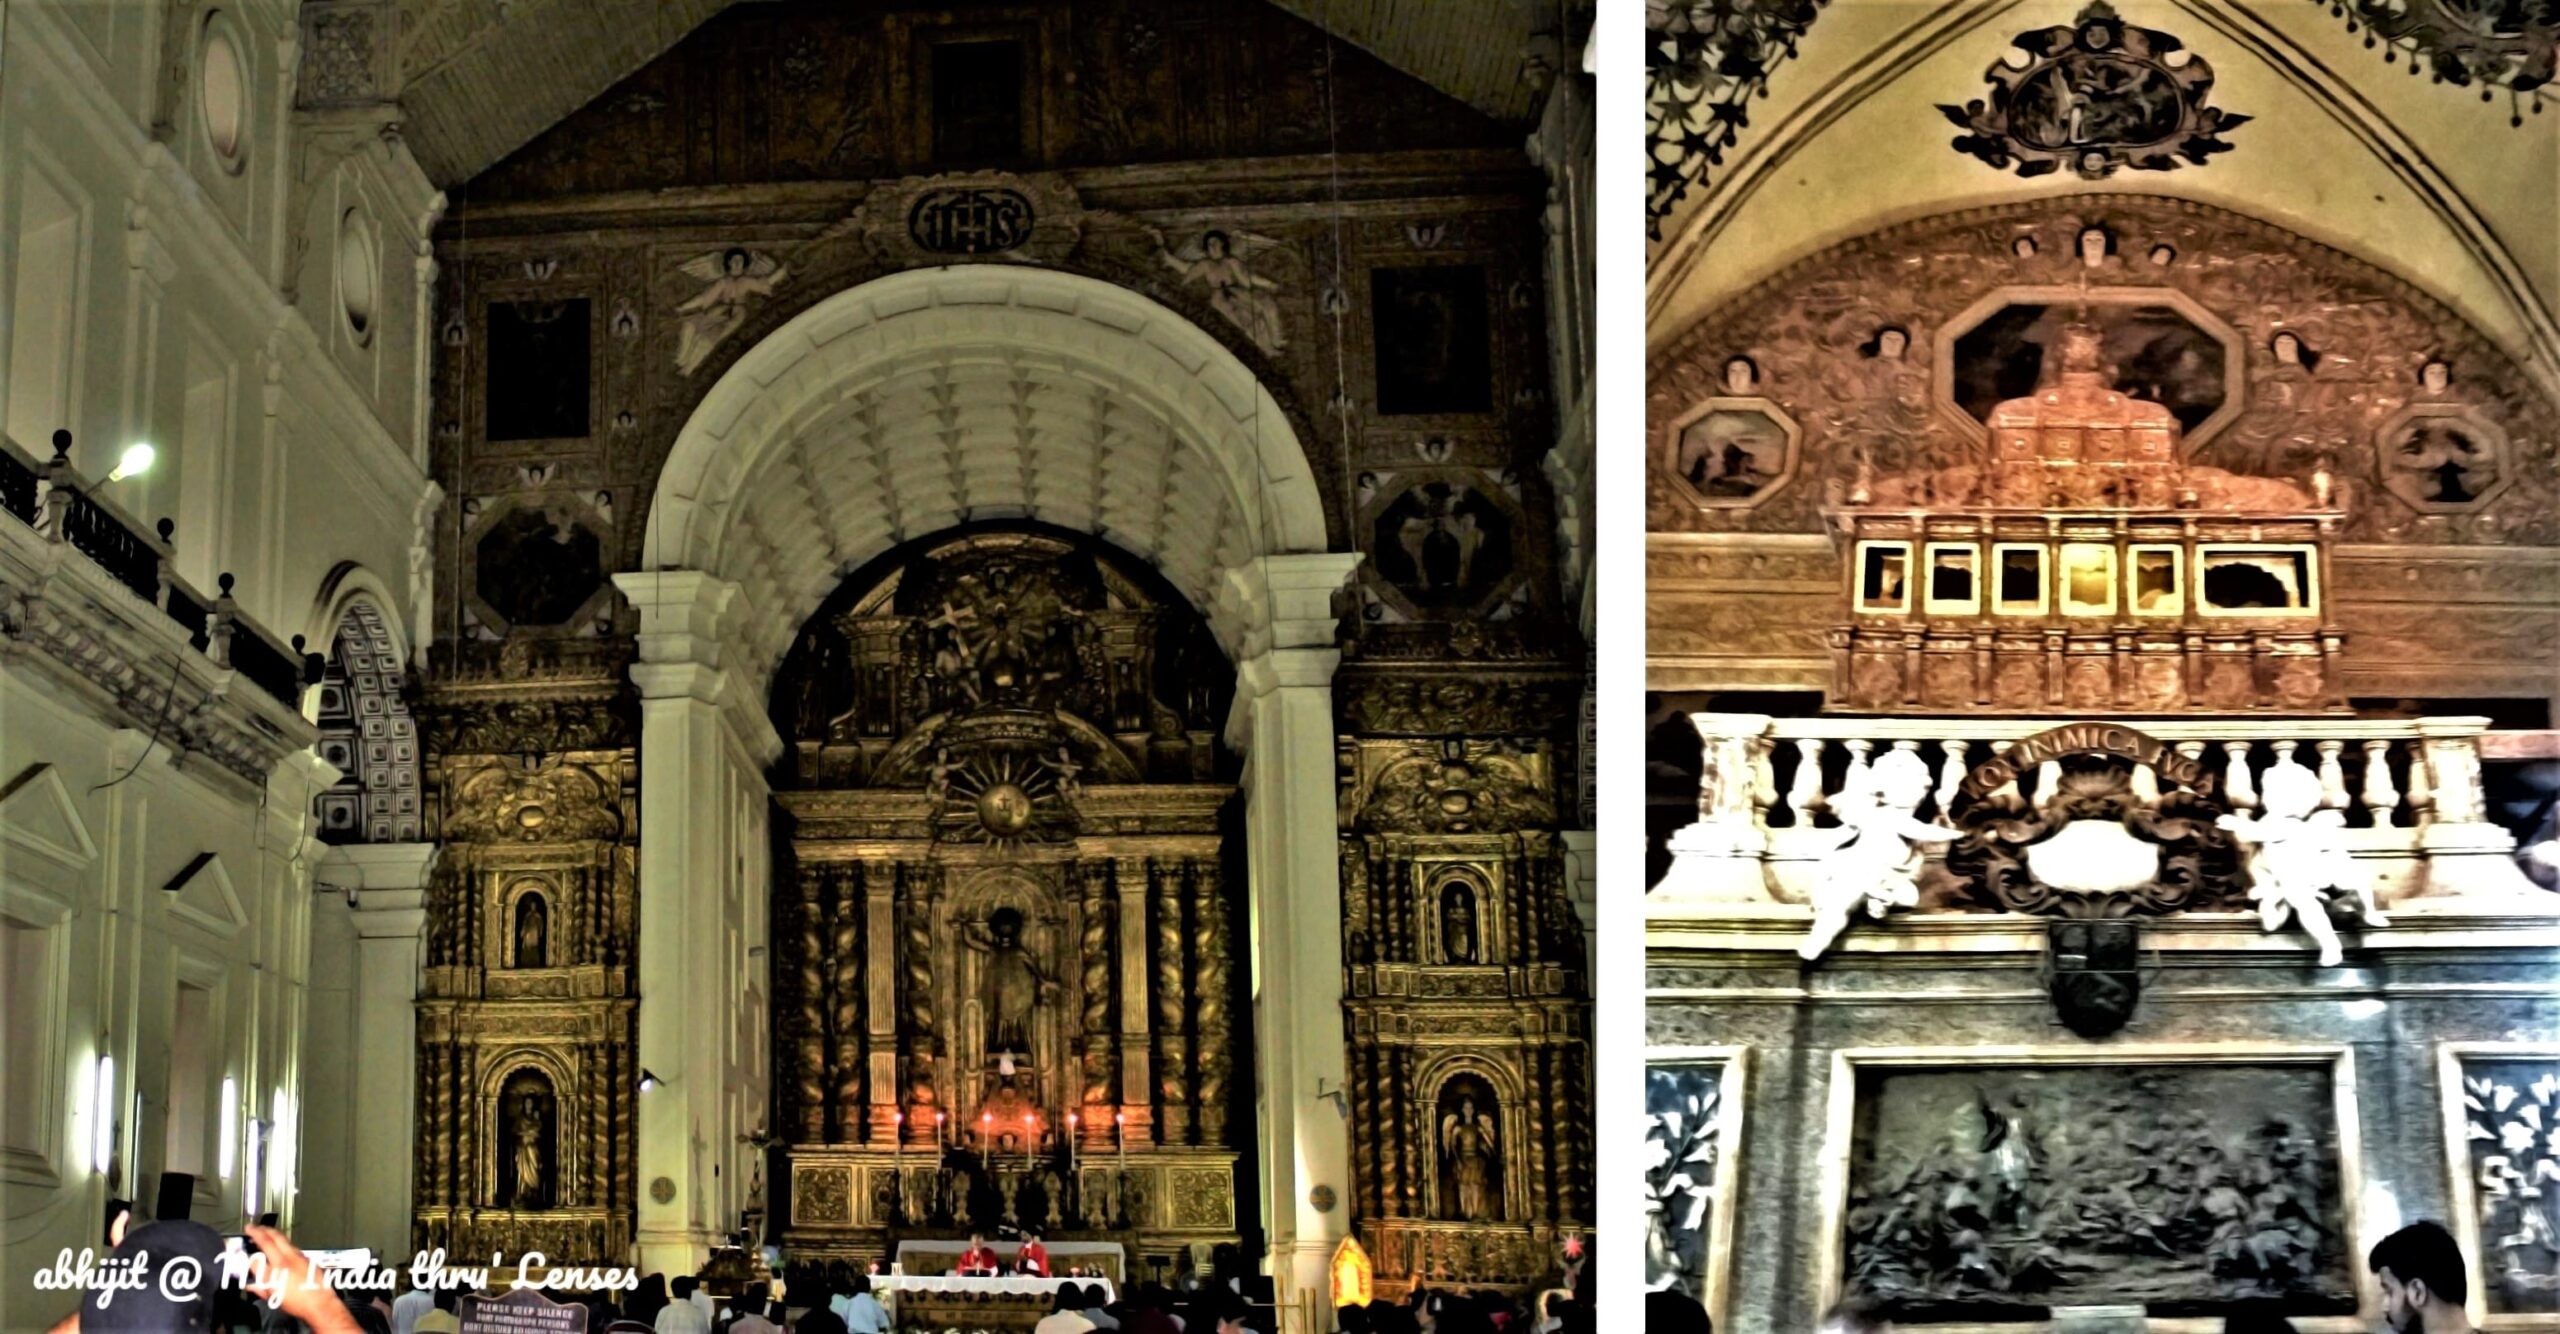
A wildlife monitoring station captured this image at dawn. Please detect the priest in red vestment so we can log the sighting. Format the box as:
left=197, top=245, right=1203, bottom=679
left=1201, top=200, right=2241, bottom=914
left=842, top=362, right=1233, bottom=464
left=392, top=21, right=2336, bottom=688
left=956, top=1234, right=1001, bottom=1277
left=1015, top=1230, right=1051, bottom=1278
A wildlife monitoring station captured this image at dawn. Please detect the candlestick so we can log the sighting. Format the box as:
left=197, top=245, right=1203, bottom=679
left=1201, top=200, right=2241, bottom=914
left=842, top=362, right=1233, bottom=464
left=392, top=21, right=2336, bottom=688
left=980, top=1111, right=993, bottom=1169
left=1066, top=1112, right=1078, bottom=1175
left=1025, top=1115, right=1036, bottom=1171
left=1114, top=1110, right=1127, bottom=1224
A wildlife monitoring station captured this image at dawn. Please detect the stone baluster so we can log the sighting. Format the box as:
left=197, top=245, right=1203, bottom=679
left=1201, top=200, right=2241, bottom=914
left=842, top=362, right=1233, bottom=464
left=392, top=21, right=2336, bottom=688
left=2360, top=739, right=2400, bottom=828
left=2221, top=740, right=2258, bottom=813
left=2404, top=739, right=2435, bottom=828
left=2174, top=742, right=2207, bottom=800
left=1788, top=738, right=1827, bottom=825
left=2314, top=740, right=2349, bottom=812
left=1840, top=739, right=1875, bottom=804
left=1935, top=739, right=1970, bottom=818
left=1748, top=737, right=1778, bottom=828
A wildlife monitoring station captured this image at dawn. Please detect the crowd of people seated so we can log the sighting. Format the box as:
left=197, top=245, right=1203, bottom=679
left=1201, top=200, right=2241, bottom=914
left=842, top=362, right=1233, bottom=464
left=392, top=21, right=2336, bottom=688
left=35, top=1221, right=1578, bottom=1334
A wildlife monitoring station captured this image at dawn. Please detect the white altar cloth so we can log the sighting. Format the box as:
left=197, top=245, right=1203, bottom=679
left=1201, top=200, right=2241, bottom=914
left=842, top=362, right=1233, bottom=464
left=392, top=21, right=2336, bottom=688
left=873, top=1275, right=1116, bottom=1301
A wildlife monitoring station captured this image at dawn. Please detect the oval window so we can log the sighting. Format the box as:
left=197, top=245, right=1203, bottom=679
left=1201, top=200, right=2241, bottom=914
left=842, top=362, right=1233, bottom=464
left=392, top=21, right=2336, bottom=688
left=337, top=210, right=378, bottom=343
left=200, top=20, right=247, bottom=167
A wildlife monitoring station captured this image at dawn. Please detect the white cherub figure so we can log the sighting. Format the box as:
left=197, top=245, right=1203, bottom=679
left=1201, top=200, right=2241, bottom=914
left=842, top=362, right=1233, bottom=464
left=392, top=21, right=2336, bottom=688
left=2217, top=761, right=2388, bottom=967
left=1799, top=749, right=1960, bottom=960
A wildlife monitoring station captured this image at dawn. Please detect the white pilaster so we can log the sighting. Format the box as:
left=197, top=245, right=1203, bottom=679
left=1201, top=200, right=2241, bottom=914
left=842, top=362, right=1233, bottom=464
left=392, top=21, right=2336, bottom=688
left=615, top=571, right=779, bottom=1275
left=1224, top=552, right=1359, bottom=1334
left=322, top=842, right=433, bottom=1256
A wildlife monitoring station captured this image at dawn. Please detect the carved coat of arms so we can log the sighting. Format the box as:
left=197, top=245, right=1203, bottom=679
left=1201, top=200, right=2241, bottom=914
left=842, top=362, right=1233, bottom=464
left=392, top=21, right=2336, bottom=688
left=1939, top=1, right=2249, bottom=179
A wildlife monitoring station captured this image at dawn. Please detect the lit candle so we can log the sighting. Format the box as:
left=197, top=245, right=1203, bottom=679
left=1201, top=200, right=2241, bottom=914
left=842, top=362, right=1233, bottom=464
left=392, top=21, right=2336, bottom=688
left=1066, top=1112, right=1078, bottom=1175
left=892, top=1108, right=903, bottom=1171
left=1114, top=1111, right=1128, bottom=1226
left=980, top=1111, right=993, bottom=1167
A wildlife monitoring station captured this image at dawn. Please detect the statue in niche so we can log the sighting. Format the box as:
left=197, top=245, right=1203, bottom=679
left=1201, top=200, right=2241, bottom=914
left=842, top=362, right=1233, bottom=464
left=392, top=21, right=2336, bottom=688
left=1438, top=1083, right=1501, bottom=1222
left=1800, top=751, right=1960, bottom=960
left=514, top=892, right=548, bottom=969
left=498, top=1071, right=555, bottom=1210
left=673, top=248, right=788, bottom=376
left=964, top=906, right=1058, bottom=1059
left=1153, top=228, right=1288, bottom=356
left=2218, top=762, right=2387, bottom=967
left=1440, top=883, right=1480, bottom=964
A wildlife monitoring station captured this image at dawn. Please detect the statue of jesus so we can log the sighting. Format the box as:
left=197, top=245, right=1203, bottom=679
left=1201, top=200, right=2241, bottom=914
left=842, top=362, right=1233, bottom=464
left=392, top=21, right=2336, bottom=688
left=965, top=907, right=1058, bottom=1058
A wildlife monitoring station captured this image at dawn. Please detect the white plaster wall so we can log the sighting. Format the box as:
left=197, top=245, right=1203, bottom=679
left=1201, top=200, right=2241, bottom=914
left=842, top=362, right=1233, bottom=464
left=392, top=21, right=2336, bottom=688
left=0, top=668, right=327, bottom=1332
left=0, top=0, right=439, bottom=641
left=0, top=0, right=440, bottom=1307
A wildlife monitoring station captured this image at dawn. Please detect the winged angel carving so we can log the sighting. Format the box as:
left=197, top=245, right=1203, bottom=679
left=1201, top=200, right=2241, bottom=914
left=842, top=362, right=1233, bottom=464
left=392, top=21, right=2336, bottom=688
left=1155, top=227, right=1288, bottom=357
left=674, top=247, right=790, bottom=376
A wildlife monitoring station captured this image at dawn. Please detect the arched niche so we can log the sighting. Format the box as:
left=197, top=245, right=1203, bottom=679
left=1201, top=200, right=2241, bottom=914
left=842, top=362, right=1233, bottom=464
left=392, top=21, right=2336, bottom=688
left=486, top=1062, right=564, bottom=1212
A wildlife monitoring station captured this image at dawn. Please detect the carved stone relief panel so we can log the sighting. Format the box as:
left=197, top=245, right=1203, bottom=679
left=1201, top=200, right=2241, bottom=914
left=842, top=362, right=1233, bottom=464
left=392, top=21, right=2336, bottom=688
left=1841, top=1058, right=2354, bottom=1319
left=2441, top=1047, right=2560, bottom=1320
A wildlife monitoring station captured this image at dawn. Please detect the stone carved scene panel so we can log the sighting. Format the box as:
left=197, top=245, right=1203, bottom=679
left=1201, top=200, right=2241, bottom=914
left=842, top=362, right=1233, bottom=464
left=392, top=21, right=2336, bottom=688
left=1643, top=1061, right=1729, bottom=1304
left=2448, top=1053, right=2560, bottom=1318
left=1841, top=1060, right=2353, bottom=1320
left=1647, top=197, right=2560, bottom=548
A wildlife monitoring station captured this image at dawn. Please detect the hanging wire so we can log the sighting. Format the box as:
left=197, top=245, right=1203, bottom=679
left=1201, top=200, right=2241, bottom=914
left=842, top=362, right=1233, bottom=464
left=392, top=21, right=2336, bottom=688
left=1320, top=0, right=1357, bottom=557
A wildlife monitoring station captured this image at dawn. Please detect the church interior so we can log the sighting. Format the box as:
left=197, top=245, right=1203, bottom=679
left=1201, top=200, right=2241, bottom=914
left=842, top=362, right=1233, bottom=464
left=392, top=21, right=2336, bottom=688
left=0, top=3, right=1595, bottom=1331
left=1646, top=2, right=2560, bottom=1330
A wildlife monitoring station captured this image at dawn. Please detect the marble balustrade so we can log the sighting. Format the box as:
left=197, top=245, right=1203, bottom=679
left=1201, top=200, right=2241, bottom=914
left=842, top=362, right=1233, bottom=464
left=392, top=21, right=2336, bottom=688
left=1656, top=713, right=2547, bottom=909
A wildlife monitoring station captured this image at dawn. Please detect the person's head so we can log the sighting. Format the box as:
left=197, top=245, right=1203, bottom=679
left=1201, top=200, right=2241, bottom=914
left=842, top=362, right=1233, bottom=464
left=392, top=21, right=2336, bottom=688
left=2423, top=360, right=2452, bottom=393
left=764, top=1299, right=787, bottom=1323
left=1203, top=231, right=1232, bottom=258
left=434, top=1288, right=461, bottom=1314
left=2371, top=1220, right=2468, bottom=1331
left=2273, top=331, right=2301, bottom=363
left=969, top=1232, right=984, bottom=1248
left=79, top=1220, right=225, bottom=1333
left=1876, top=327, right=1907, bottom=360
left=722, top=248, right=750, bottom=276
left=671, top=1277, right=697, bottom=1301
left=848, top=1272, right=870, bottom=1297
left=1337, top=1303, right=1374, bottom=1334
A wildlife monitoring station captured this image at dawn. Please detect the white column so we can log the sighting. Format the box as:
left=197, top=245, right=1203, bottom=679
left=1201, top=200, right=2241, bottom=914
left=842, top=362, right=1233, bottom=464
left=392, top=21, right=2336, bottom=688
left=326, top=842, right=434, bottom=1257
left=615, top=570, right=782, bottom=1275
left=1652, top=713, right=1782, bottom=907
left=1224, top=553, right=1358, bottom=1334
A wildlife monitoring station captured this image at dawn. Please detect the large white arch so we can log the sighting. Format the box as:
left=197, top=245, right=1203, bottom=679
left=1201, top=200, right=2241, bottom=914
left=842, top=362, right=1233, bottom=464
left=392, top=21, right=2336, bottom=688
left=640, top=264, right=1334, bottom=692
left=616, top=265, right=1359, bottom=1318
